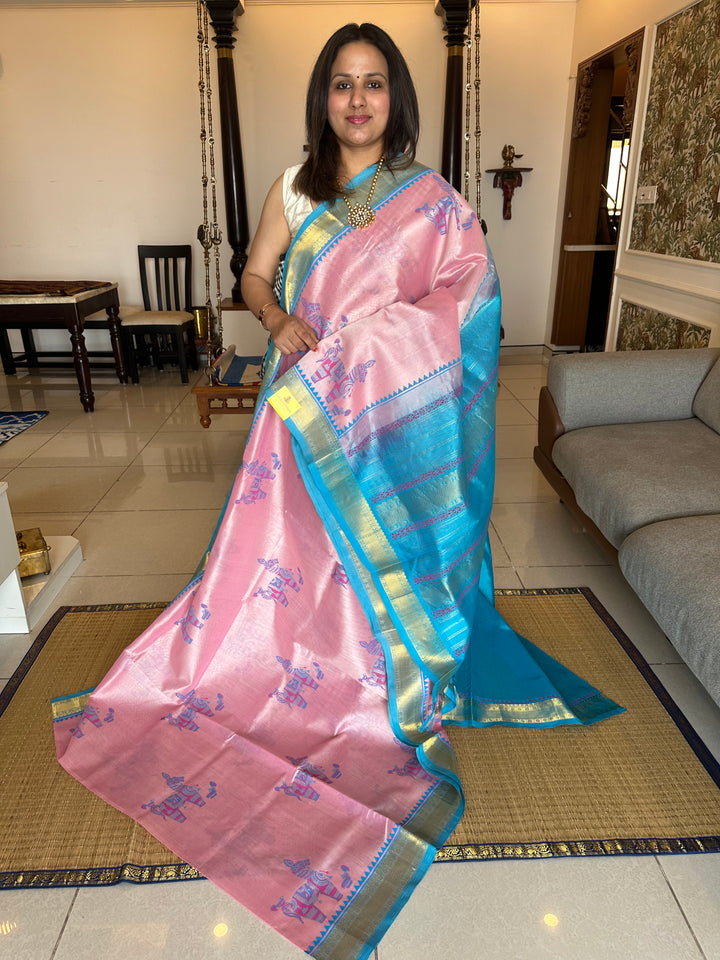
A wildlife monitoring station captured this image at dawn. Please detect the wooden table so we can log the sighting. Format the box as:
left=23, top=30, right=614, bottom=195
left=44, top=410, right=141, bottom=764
left=0, top=281, right=125, bottom=412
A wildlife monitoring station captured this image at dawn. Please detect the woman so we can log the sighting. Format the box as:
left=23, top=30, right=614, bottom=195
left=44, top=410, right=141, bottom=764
left=54, top=24, right=621, bottom=960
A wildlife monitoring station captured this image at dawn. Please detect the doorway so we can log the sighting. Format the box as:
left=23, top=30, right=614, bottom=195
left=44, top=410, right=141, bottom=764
left=551, top=30, right=644, bottom=349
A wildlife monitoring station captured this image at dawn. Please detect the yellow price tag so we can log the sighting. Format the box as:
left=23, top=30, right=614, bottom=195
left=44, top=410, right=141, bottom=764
left=268, top=386, right=300, bottom=420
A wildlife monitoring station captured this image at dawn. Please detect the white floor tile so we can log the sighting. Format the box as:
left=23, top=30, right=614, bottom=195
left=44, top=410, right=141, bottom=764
left=7, top=409, right=81, bottom=434
left=489, top=523, right=512, bottom=568
left=494, top=423, right=537, bottom=459
left=498, top=362, right=548, bottom=380
left=62, top=407, right=174, bottom=434
left=9, top=513, right=87, bottom=537
left=0, top=631, right=38, bottom=678
left=651, top=664, right=720, bottom=764
left=132, top=430, right=249, bottom=467
left=519, top=396, right=540, bottom=419
left=23, top=431, right=154, bottom=467
left=659, top=854, right=720, bottom=960
left=491, top=502, right=610, bottom=567
left=493, top=459, right=556, bottom=503
left=93, top=464, right=238, bottom=512
left=57, top=574, right=190, bottom=606
left=3, top=464, right=127, bottom=514
left=53, top=882, right=304, bottom=960
left=495, top=398, right=536, bottom=426
left=0, top=430, right=51, bottom=466
left=0, top=887, right=76, bottom=960
left=1, top=382, right=93, bottom=411
left=159, top=405, right=257, bottom=432
left=73, top=510, right=219, bottom=577
left=500, top=378, right=546, bottom=402
left=377, top=858, right=705, bottom=960
left=492, top=567, right=524, bottom=588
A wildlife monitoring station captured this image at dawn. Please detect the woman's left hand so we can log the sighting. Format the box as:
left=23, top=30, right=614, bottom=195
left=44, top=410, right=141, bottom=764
left=264, top=306, right=319, bottom=355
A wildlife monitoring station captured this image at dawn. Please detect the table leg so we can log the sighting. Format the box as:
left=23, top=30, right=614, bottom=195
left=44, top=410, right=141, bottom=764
left=106, top=304, right=128, bottom=384
left=0, top=329, right=16, bottom=375
left=67, top=319, right=95, bottom=412
left=20, top=328, right=39, bottom=367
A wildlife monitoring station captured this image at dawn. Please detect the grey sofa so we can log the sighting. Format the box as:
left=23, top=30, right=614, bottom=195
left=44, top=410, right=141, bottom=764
left=534, top=348, right=720, bottom=709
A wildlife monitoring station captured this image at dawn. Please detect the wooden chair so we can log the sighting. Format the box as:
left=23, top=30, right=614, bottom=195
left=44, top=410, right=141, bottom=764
left=121, top=245, right=198, bottom=384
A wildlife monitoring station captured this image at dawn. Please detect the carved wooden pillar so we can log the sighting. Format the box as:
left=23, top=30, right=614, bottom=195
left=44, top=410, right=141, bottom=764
left=205, top=0, right=249, bottom=302
left=437, top=0, right=475, bottom=191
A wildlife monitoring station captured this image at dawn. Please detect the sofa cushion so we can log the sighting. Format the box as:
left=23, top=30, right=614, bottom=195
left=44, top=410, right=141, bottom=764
left=693, top=358, right=720, bottom=435
left=547, top=348, right=720, bottom=432
left=619, top=515, right=720, bottom=709
left=552, top=418, right=720, bottom=547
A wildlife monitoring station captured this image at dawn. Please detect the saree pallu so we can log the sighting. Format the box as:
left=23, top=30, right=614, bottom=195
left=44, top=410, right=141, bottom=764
left=53, top=162, right=622, bottom=960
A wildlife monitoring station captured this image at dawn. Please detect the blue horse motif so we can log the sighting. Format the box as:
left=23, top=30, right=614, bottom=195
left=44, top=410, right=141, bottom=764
left=164, top=688, right=222, bottom=733
left=141, top=772, right=214, bottom=823
left=286, top=756, right=342, bottom=785
left=360, top=656, right=387, bottom=689
left=416, top=176, right=476, bottom=234
left=269, top=658, right=322, bottom=709
left=176, top=689, right=215, bottom=716
left=388, top=742, right=437, bottom=781
left=270, top=859, right=344, bottom=924
left=331, top=563, right=349, bottom=589
left=275, top=769, right=320, bottom=803
left=310, top=339, right=343, bottom=384
left=300, top=296, right=333, bottom=338
left=236, top=455, right=281, bottom=505
left=254, top=557, right=303, bottom=607
left=175, top=596, right=210, bottom=645
left=164, top=706, right=200, bottom=733
left=310, top=338, right=375, bottom=416
left=70, top=702, right=114, bottom=739
left=359, top=637, right=387, bottom=689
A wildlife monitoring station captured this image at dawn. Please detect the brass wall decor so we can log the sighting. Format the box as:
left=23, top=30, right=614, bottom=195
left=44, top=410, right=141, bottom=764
left=486, top=145, right=532, bottom=220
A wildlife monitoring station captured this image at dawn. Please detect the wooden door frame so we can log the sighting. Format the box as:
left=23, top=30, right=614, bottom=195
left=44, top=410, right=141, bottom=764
left=551, top=30, right=644, bottom=347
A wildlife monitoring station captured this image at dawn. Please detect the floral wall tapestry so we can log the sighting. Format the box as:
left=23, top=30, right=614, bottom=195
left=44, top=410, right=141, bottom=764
left=617, top=301, right=712, bottom=349
left=629, top=0, right=720, bottom=261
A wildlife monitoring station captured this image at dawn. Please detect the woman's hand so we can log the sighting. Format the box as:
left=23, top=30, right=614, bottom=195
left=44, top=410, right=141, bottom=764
left=264, top=305, right=319, bottom=355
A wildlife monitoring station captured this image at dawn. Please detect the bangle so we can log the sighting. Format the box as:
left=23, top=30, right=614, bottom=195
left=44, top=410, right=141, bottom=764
left=257, top=301, right=276, bottom=330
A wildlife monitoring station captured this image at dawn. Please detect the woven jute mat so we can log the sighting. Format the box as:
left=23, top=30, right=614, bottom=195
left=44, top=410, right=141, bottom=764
left=1, top=590, right=718, bottom=889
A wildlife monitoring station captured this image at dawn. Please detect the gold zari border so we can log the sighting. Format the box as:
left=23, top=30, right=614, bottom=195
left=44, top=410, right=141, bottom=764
left=437, top=835, right=720, bottom=861
left=1, top=862, right=202, bottom=890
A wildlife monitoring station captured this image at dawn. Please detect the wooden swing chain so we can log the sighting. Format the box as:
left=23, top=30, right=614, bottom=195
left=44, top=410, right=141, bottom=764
left=196, top=0, right=224, bottom=375
left=463, top=0, right=482, bottom=219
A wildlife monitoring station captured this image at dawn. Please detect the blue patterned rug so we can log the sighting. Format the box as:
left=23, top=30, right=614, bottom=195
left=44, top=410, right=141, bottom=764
left=0, top=411, right=49, bottom=444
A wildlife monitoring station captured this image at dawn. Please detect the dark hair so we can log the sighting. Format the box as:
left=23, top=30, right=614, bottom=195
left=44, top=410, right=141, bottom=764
left=295, top=23, right=420, bottom=203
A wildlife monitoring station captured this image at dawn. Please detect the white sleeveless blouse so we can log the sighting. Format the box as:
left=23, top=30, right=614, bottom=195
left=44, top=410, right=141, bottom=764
left=283, top=164, right=314, bottom=240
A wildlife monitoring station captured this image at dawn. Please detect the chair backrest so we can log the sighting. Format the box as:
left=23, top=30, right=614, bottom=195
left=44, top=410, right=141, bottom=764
left=138, top=244, right=192, bottom=312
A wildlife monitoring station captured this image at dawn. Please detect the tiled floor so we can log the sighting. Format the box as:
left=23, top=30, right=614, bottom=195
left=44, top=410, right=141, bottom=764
left=1, top=357, right=719, bottom=960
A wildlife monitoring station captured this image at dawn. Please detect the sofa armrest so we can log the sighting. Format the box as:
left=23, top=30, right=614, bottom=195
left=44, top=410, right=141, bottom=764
left=547, top=348, right=720, bottom=432
left=537, top=385, right=565, bottom=460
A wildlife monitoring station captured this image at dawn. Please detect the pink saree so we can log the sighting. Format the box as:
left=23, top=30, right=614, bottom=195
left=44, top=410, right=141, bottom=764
left=53, top=162, right=622, bottom=959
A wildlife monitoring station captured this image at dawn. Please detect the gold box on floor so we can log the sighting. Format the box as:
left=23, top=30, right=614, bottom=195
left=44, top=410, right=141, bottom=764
left=16, top=528, right=51, bottom=578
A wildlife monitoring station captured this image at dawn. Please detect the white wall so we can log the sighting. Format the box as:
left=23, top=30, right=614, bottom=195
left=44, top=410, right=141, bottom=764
left=572, top=0, right=691, bottom=62
left=0, top=0, right=587, bottom=354
left=14, top=0, right=712, bottom=354
left=478, top=1, right=576, bottom=347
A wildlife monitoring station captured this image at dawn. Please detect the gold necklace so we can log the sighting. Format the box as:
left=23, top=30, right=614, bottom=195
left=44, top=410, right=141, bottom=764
left=340, top=157, right=384, bottom=229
